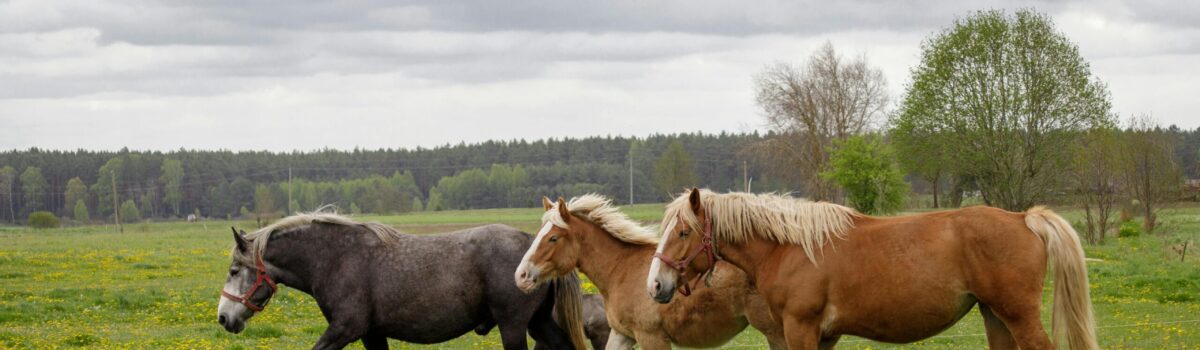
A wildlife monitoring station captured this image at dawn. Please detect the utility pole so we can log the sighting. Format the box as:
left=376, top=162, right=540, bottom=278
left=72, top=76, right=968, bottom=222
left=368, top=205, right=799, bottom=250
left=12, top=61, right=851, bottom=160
left=6, top=173, right=13, bottom=223
left=287, top=167, right=293, bottom=215
left=743, top=160, right=748, bottom=192
left=628, top=155, right=634, bottom=205
left=111, top=170, right=122, bottom=233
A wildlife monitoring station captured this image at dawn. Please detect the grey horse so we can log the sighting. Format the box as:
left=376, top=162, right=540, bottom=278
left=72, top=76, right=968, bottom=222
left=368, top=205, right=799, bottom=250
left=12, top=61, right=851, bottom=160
left=216, top=212, right=588, bottom=350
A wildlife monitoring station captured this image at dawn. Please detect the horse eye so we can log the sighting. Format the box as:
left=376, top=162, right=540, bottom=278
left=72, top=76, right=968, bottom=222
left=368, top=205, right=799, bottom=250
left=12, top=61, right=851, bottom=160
left=549, top=235, right=559, bottom=243
left=229, top=269, right=238, bottom=276
left=680, top=230, right=690, bottom=237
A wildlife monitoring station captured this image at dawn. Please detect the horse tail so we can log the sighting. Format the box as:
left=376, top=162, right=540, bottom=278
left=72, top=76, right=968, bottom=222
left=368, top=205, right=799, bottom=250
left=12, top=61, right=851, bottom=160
left=1024, top=206, right=1099, bottom=350
left=553, top=270, right=588, bottom=350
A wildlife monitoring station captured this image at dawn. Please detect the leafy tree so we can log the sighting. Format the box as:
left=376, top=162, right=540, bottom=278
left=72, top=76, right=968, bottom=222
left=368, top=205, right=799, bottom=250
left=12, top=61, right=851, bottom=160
left=752, top=42, right=889, bottom=200
left=426, top=188, right=444, bottom=211
left=350, top=202, right=361, bottom=215
left=73, top=200, right=90, bottom=223
left=160, top=159, right=184, bottom=216
left=0, top=166, right=14, bottom=222
left=119, top=199, right=142, bottom=222
left=254, top=184, right=276, bottom=218
left=411, top=196, right=423, bottom=212
left=894, top=9, right=1113, bottom=211
left=63, top=177, right=89, bottom=215
left=91, top=157, right=125, bottom=217
left=653, top=140, right=697, bottom=196
left=821, top=135, right=908, bottom=214
left=20, top=167, right=48, bottom=214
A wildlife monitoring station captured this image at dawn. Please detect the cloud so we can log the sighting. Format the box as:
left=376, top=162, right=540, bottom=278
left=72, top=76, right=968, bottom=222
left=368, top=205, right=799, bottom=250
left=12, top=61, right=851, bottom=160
left=0, top=0, right=1196, bottom=151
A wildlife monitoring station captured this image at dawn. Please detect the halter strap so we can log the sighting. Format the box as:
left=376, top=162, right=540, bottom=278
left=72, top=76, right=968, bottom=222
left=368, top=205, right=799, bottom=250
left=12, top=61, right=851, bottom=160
left=220, top=254, right=277, bottom=312
left=653, top=209, right=718, bottom=297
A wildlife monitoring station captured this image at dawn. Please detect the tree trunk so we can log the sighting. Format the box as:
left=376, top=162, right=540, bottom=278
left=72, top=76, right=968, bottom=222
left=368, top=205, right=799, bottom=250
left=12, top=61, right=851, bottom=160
left=932, top=172, right=941, bottom=209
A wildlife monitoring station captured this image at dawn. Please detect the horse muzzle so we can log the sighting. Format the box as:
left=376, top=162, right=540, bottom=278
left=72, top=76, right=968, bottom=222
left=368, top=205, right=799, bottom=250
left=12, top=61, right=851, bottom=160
left=650, top=276, right=675, bottom=304
left=514, top=265, right=542, bottom=293
left=218, top=313, right=245, bottom=334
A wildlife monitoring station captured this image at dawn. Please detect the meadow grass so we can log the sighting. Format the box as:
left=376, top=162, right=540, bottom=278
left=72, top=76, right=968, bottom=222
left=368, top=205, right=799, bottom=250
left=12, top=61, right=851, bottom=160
left=0, top=204, right=1196, bottom=349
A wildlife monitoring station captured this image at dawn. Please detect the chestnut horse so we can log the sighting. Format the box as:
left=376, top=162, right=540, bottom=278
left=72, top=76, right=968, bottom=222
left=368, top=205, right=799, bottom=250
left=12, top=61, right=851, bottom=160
left=648, top=189, right=1098, bottom=350
left=515, top=195, right=786, bottom=349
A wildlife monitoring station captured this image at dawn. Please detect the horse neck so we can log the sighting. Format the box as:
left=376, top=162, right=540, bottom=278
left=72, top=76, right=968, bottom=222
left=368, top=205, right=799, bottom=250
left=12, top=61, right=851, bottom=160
left=573, top=222, right=651, bottom=294
left=259, top=227, right=338, bottom=294
left=714, top=233, right=776, bottom=282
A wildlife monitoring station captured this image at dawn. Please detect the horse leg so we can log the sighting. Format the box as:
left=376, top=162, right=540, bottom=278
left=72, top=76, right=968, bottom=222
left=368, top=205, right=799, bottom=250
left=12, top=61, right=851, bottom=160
left=979, top=304, right=1017, bottom=350
left=983, top=301, right=1053, bottom=350
left=496, top=322, right=530, bottom=350
left=818, top=335, right=840, bottom=350
left=632, top=331, right=670, bottom=350
left=782, top=316, right=821, bottom=350
left=311, top=321, right=367, bottom=350
left=360, top=334, right=389, bottom=350
left=604, top=330, right=635, bottom=350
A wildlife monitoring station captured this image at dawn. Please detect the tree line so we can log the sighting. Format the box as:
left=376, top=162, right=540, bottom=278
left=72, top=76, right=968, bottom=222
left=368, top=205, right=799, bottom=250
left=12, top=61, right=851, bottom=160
left=0, top=133, right=791, bottom=224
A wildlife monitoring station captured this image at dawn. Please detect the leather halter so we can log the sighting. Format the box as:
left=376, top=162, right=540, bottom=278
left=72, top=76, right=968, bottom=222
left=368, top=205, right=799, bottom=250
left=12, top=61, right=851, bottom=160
left=653, top=209, right=717, bottom=297
left=220, top=254, right=277, bottom=312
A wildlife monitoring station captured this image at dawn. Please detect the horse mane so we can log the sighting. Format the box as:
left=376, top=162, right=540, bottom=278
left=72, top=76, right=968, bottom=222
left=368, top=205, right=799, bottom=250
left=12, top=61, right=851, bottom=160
left=235, top=208, right=404, bottom=261
left=662, top=189, right=859, bottom=264
left=544, top=193, right=658, bottom=245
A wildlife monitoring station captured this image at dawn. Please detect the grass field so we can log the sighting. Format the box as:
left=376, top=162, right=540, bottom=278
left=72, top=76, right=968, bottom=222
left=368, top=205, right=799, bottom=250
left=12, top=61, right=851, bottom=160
left=1, top=204, right=1197, bottom=349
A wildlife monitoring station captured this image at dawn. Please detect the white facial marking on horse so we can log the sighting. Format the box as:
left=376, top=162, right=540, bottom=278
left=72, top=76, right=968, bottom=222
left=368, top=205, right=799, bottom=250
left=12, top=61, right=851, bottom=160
left=647, top=217, right=678, bottom=295
left=515, top=222, right=556, bottom=289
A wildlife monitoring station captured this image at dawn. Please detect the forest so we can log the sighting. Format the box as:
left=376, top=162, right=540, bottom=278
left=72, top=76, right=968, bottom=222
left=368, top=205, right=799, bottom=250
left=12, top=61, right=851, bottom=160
left=0, top=132, right=796, bottom=222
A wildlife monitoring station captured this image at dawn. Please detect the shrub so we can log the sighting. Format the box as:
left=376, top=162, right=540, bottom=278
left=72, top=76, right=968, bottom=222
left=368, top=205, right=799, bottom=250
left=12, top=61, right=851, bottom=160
left=28, top=211, right=60, bottom=229
left=1118, top=220, right=1141, bottom=238
left=119, top=200, right=142, bottom=222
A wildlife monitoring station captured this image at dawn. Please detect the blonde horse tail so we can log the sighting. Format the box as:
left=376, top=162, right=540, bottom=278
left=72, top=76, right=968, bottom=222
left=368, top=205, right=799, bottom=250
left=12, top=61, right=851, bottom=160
left=553, top=270, right=589, bottom=350
left=1025, top=206, right=1099, bottom=350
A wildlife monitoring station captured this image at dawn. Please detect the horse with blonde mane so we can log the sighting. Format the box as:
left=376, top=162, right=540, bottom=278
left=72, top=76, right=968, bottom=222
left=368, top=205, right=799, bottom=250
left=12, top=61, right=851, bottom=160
left=515, top=194, right=786, bottom=349
left=648, top=189, right=1098, bottom=350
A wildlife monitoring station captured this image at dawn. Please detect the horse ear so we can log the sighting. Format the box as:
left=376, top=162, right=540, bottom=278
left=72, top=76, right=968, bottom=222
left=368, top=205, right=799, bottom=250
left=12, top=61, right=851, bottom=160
left=556, top=197, right=570, bottom=222
left=232, top=227, right=248, bottom=253
left=542, top=196, right=554, bottom=211
left=688, top=187, right=703, bottom=214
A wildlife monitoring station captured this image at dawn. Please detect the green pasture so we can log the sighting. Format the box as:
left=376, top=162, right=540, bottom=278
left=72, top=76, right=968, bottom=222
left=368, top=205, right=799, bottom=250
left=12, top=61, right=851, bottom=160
left=0, top=204, right=1197, bottom=349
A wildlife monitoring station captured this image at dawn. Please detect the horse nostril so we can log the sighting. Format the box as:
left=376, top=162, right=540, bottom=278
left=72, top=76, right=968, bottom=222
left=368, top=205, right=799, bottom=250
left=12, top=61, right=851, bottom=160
left=519, top=270, right=527, bottom=280
left=653, top=281, right=661, bottom=293
left=219, top=314, right=227, bottom=326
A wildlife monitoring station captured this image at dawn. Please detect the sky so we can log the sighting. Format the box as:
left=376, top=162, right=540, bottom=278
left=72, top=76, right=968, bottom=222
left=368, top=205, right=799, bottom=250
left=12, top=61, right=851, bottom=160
left=1, top=0, right=1197, bottom=152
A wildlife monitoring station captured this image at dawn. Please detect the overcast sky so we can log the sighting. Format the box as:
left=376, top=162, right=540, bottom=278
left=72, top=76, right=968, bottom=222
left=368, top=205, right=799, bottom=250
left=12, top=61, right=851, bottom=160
left=1, top=0, right=1196, bottom=152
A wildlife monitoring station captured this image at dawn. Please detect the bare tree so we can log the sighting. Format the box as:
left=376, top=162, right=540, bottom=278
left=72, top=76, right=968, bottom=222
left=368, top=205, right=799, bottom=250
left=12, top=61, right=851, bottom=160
left=1120, top=115, right=1183, bottom=233
left=1071, top=127, right=1121, bottom=243
left=750, top=42, right=889, bottom=200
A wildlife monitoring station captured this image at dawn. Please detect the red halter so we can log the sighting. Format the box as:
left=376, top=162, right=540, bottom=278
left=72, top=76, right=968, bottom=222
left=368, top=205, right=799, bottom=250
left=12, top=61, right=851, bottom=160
left=220, top=254, right=277, bottom=312
left=653, top=210, right=718, bottom=297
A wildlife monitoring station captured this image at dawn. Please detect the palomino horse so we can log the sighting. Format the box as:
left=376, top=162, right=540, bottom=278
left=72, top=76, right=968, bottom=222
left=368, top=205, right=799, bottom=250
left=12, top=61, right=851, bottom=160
left=648, top=189, right=1098, bottom=350
left=216, top=212, right=587, bottom=350
left=515, top=195, right=786, bottom=349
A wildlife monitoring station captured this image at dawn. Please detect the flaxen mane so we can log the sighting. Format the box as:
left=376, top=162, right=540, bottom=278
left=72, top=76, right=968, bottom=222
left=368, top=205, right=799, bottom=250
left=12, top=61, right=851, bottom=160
left=544, top=194, right=658, bottom=245
left=234, top=209, right=404, bottom=262
left=663, top=189, right=859, bottom=264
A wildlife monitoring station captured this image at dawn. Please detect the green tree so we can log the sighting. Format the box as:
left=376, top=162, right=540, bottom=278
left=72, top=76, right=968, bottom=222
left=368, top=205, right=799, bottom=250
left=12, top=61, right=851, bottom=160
left=894, top=9, right=1113, bottom=211
left=426, top=188, right=444, bottom=211
left=0, top=166, right=14, bottom=222
left=20, top=167, right=48, bottom=214
left=91, top=157, right=125, bottom=217
left=254, top=184, right=275, bottom=218
left=160, top=159, right=184, bottom=216
left=653, top=140, right=698, bottom=196
left=821, top=135, right=909, bottom=214
left=63, top=177, right=89, bottom=215
left=73, top=200, right=90, bottom=223
left=28, top=211, right=59, bottom=229
left=411, top=196, right=424, bottom=212
left=119, top=199, right=141, bottom=222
